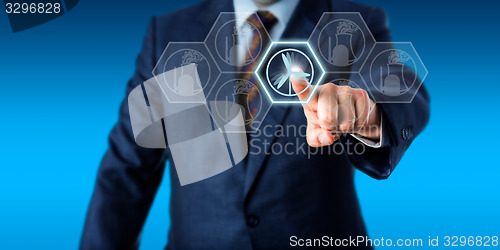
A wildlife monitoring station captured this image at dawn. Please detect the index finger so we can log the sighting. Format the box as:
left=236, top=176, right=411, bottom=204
left=290, top=67, right=318, bottom=108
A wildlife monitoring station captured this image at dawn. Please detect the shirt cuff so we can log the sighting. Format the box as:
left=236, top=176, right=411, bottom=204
left=350, top=116, right=384, bottom=148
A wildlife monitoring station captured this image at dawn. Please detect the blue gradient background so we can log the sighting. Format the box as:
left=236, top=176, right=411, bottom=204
left=1, top=0, right=498, bottom=249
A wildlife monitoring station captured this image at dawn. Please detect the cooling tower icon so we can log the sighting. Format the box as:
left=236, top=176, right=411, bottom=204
left=128, top=64, right=248, bottom=185
left=379, top=50, right=411, bottom=96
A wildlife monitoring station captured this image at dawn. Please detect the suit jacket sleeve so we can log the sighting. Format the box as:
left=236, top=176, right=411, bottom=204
left=80, top=17, right=169, bottom=249
left=342, top=7, right=430, bottom=179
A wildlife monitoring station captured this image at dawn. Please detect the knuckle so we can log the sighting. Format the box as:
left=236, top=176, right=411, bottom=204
left=355, top=89, right=367, bottom=99
left=336, top=85, right=351, bottom=94
left=324, top=82, right=335, bottom=88
left=339, top=121, right=354, bottom=131
left=320, top=82, right=336, bottom=93
left=319, top=113, right=336, bottom=127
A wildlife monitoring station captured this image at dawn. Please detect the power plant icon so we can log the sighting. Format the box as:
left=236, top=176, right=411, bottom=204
left=379, top=50, right=411, bottom=96
left=328, top=20, right=359, bottom=67
left=224, top=22, right=256, bottom=66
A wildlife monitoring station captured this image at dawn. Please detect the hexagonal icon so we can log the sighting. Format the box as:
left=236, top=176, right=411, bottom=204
left=152, top=42, right=220, bottom=103
left=206, top=73, right=272, bottom=133
left=204, top=12, right=272, bottom=72
left=360, top=42, right=428, bottom=103
left=254, top=41, right=325, bottom=104
left=308, top=12, right=376, bottom=72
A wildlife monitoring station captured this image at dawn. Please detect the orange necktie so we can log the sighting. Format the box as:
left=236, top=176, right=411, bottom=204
left=238, top=11, right=278, bottom=127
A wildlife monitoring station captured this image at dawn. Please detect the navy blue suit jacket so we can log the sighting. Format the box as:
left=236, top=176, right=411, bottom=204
left=81, top=0, right=430, bottom=249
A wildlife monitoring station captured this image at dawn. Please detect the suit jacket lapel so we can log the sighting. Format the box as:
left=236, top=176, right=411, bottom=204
left=243, top=0, right=331, bottom=198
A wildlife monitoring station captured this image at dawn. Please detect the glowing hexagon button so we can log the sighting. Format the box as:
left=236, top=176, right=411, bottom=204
left=308, top=12, right=376, bottom=73
left=254, top=41, right=326, bottom=104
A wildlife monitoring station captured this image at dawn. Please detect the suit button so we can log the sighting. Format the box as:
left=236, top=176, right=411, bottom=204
left=246, top=215, right=259, bottom=227
left=401, top=128, right=409, bottom=140
left=275, top=127, right=283, bottom=137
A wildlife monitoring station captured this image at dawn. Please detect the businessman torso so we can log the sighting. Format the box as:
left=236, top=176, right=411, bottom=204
left=80, top=0, right=429, bottom=249
left=158, top=0, right=386, bottom=249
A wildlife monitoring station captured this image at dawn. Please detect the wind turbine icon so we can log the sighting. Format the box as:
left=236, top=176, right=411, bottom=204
left=271, top=52, right=311, bottom=96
